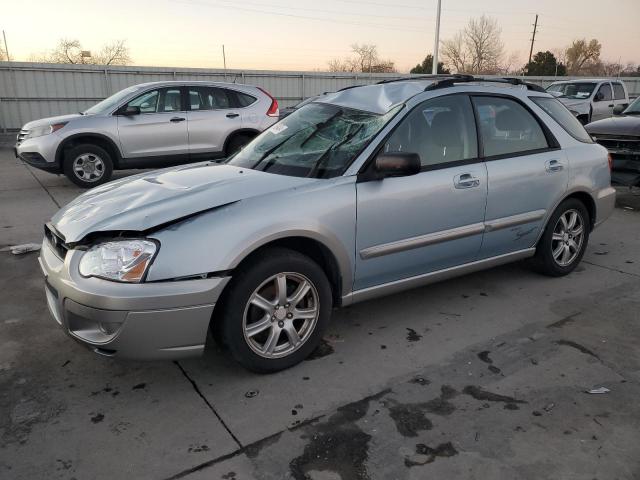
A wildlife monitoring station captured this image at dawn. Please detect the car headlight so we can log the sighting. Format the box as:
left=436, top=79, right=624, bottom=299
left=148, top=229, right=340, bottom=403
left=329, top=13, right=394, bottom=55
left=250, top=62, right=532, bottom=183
left=79, top=240, right=158, bottom=283
left=26, top=122, right=67, bottom=139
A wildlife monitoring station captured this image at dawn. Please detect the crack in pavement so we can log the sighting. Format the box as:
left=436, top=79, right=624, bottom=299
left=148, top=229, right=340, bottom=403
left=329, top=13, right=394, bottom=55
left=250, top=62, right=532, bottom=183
left=582, top=260, right=640, bottom=278
left=163, top=413, right=326, bottom=480
left=173, top=361, right=243, bottom=450
left=23, top=164, right=61, bottom=209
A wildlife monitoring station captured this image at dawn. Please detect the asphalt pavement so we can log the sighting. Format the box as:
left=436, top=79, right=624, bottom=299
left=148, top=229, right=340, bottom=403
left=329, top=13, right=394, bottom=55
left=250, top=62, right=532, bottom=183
left=1, top=148, right=639, bottom=480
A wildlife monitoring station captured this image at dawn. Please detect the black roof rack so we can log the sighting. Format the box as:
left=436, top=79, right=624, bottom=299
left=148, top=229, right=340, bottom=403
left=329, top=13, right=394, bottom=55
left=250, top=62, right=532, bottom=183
left=425, top=75, right=545, bottom=92
left=376, top=74, right=470, bottom=85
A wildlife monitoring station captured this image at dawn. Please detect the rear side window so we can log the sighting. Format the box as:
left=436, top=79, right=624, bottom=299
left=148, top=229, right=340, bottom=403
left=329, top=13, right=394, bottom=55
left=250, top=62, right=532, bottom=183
left=531, top=97, right=592, bottom=143
left=612, top=82, right=626, bottom=100
left=187, top=87, right=232, bottom=110
left=472, top=96, right=549, bottom=157
left=230, top=90, right=257, bottom=107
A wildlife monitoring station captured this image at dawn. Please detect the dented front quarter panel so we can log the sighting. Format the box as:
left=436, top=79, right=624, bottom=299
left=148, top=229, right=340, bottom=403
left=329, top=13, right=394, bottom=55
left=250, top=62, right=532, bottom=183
left=146, top=176, right=357, bottom=297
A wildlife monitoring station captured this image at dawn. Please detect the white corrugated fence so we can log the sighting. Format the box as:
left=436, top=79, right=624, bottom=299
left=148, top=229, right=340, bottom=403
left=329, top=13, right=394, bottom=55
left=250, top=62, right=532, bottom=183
left=1, top=61, right=639, bottom=131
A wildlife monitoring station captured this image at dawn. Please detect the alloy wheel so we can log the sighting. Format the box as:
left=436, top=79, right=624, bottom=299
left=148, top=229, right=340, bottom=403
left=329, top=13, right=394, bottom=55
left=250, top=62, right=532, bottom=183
left=73, top=153, right=105, bottom=182
left=551, top=209, right=584, bottom=267
left=242, top=272, right=320, bottom=358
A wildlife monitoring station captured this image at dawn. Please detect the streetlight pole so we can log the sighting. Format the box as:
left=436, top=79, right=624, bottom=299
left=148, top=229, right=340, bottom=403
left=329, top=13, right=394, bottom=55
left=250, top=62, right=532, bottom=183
left=431, top=0, right=442, bottom=75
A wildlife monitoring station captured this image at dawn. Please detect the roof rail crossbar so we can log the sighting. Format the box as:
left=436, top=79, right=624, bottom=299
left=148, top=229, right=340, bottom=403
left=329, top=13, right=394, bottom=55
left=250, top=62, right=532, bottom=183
left=425, top=75, right=546, bottom=92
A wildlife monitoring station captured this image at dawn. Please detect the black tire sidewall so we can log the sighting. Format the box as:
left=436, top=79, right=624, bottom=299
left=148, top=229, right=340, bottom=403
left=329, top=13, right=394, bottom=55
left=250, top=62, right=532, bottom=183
left=218, top=248, right=332, bottom=373
left=534, top=198, right=590, bottom=276
left=63, top=144, right=113, bottom=188
left=225, top=134, right=252, bottom=156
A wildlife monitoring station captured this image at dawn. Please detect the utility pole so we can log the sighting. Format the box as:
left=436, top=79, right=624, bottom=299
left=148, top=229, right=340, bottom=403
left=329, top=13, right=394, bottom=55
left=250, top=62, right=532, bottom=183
left=432, top=0, right=442, bottom=75
left=222, top=44, right=227, bottom=81
left=2, top=30, right=10, bottom=61
left=527, top=14, right=538, bottom=66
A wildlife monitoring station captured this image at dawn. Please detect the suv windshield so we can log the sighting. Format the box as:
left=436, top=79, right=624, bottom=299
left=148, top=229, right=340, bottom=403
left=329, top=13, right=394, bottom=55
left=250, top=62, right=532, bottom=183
left=624, top=96, right=640, bottom=115
left=228, top=102, right=399, bottom=178
left=83, top=85, right=143, bottom=115
left=546, top=82, right=597, bottom=100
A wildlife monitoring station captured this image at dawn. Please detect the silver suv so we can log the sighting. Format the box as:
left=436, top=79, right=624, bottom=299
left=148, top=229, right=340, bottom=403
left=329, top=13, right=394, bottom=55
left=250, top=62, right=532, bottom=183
left=39, top=75, right=615, bottom=372
left=15, top=81, right=279, bottom=187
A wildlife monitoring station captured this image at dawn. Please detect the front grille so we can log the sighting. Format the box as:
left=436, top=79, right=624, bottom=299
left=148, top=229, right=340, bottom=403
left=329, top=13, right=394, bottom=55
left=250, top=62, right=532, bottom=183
left=16, top=129, right=29, bottom=145
left=593, top=134, right=640, bottom=156
left=44, top=225, right=69, bottom=260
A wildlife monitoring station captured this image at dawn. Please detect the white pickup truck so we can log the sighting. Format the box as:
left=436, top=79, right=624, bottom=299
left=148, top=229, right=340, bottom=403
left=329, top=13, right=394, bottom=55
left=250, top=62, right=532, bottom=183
left=546, top=78, right=630, bottom=125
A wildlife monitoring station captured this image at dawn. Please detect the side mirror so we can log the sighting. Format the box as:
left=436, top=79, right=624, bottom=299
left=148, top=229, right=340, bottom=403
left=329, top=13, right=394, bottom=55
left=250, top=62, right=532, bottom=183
left=374, top=152, right=421, bottom=178
left=613, top=105, right=626, bottom=115
left=594, top=92, right=604, bottom=102
left=120, top=105, right=141, bottom=116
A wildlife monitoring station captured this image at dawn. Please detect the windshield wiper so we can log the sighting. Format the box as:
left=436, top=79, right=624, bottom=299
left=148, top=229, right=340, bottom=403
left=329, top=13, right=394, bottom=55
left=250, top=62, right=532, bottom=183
left=307, top=123, right=364, bottom=178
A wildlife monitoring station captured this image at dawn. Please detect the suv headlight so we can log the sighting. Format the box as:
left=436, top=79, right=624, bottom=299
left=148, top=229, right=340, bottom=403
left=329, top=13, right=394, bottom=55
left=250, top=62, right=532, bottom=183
left=26, top=122, right=67, bottom=139
left=79, top=240, right=158, bottom=283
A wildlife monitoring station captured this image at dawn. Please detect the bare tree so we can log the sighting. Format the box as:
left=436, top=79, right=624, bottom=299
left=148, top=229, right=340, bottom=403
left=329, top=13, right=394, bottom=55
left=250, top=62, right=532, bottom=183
left=31, top=38, right=131, bottom=65
left=565, top=38, right=601, bottom=75
left=94, top=40, right=131, bottom=65
left=326, top=43, right=396, bottom=73
left=0, top=38, right=7, bottom=61
left=442, top=15, right=504, bottom=74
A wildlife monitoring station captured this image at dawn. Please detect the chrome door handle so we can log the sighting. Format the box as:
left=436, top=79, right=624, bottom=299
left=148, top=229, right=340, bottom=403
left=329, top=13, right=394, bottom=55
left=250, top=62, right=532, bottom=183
left=545, top=159, right=564, bottom=172
left=454, top=173, right=480, bottom=189
left=170, top=117, right=186, bottom=123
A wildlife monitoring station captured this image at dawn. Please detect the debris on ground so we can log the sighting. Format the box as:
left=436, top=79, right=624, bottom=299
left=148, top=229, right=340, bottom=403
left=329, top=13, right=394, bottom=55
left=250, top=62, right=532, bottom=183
left=586, top=387, right=610, bottom=394
left=1, top=243, right=42, bottom=255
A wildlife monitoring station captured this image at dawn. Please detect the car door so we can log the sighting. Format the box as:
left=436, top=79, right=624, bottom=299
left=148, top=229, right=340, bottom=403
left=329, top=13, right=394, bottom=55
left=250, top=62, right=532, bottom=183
left=592, top=82, right=614, bottom=121
left=354, top=94, right=488, bottom=291
left=611, top=82, right=629, bottom=110
left=186, top=86, right=242, bottom=157
left=116, top=87, right=189, bottom=161
left=473, top=95, right=568, bottom=259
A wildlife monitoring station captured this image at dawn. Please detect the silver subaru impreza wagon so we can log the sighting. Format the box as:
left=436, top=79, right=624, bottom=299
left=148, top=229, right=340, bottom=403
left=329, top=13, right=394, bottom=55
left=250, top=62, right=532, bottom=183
left=39, top=75, right=616, bottom=372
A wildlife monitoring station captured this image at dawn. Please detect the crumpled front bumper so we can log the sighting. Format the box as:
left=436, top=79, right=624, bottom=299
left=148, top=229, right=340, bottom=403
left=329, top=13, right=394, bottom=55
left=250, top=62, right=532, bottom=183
left=39, top=237, right=230, bottom=360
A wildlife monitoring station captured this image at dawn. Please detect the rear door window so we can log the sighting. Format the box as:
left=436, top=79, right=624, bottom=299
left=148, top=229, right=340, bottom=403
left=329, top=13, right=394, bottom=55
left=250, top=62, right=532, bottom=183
left=612, top=83, right=626, bottom=100
left=187, top=87, right=232, bottom=110
left=596, top=83, right=613, bottom=101
left=472, top=96, right=549, bottom=157
left=158, top=88, right=183, bottom=112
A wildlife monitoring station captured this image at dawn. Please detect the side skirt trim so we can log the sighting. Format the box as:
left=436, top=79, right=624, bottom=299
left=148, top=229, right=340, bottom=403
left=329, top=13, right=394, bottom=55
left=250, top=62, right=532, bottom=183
left=343, top=248, right=536, bottom=306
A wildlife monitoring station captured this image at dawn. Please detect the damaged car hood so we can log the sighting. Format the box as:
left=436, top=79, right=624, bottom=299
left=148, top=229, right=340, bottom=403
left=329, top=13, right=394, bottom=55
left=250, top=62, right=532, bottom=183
left=51, top=163, right=320, bottom=243
left=586, top=116, right=640, bottom=137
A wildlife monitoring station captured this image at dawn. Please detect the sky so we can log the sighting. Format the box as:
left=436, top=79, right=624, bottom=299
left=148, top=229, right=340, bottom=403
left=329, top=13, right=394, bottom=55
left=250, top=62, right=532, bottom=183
left=2, top=0, right=639, bottom=72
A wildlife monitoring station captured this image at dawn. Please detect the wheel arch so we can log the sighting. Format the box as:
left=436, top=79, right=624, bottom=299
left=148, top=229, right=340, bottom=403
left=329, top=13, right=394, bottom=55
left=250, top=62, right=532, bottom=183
left=537, top=189, right=597, bottom=246
left=55, top=133, right=122, bottom=168
left=223, top=234, right=349, bottom=309
left=223, top=128, right=260, bottom=155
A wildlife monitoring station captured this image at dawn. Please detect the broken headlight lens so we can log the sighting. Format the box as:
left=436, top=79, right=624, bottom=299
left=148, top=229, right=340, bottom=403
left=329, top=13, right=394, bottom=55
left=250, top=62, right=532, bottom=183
left=79, top=240, right=157, bottom=283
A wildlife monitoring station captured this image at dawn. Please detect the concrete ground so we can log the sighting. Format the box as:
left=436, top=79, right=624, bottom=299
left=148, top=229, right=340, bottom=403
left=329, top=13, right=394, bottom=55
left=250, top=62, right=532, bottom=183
left=1, top=147, right=640, bottom=480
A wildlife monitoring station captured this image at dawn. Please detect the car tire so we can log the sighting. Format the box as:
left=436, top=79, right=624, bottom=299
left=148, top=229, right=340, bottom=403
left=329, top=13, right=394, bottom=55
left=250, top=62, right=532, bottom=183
left=215, top=248, right=332, bottom=373
left=63, top=144, right=113, bottom=188
left=530, top=198, right=590, bottom=277
left=225, top=134, right=253, bottom=157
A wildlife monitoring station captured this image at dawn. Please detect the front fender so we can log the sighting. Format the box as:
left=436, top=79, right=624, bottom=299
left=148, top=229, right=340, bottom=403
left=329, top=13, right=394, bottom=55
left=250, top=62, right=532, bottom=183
left=146, top=177, right=357, bottom=297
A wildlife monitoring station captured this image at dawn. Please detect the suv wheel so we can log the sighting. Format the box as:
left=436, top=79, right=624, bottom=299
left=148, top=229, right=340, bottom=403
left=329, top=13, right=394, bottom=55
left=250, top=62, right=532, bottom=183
left=63, top=144, right=113, bottom=188
left=531, top=198, right=590, bottom=276
left=216, top=248, right=332, bottom=372
left=225, top=134, right=253, bottom=157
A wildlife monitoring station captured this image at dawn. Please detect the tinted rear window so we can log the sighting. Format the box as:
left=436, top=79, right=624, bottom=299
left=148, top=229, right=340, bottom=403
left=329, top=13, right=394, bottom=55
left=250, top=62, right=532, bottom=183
left=531, top=97, right=592, bottom=143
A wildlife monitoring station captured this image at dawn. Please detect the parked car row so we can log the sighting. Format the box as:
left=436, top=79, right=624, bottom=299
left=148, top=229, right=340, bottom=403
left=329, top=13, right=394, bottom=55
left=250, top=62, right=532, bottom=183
left=15, top=81, right=279, bottom=187
left=37, top=75, right=615, bottom=371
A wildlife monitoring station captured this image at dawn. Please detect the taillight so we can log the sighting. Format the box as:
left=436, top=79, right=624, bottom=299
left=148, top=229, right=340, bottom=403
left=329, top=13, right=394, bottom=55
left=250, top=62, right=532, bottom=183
left=608, top=153, right=613, bottom=171
left=257, top=87, right=279, bottom=117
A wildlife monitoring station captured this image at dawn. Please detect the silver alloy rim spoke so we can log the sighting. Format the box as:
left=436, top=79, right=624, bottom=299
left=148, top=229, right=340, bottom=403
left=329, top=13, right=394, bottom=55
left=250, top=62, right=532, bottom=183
left=246, top=316, right=272, bottom=337
left=250, top=293, right=274, bottom=314
left=288, top=280, right=310, bottom=307
left=243, top=271, right=320, bottom=359
left=275, top=274, right=288, bottom=305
